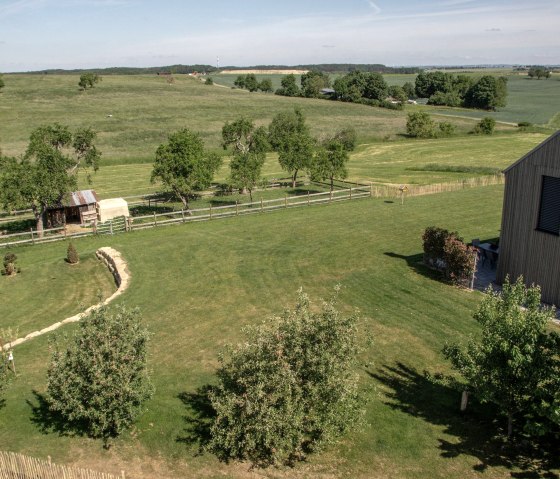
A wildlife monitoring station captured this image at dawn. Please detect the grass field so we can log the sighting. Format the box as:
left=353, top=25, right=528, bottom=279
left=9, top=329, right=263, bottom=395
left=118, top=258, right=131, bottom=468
left=0, top=73, right=509, bottom=166
left=77, top=132, right=547, bottom=198
left=1, top=184, right=559, bottom=478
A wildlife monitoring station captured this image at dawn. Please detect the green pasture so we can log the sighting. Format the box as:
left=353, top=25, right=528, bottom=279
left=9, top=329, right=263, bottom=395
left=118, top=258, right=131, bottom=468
left=1, top=184, right=558, bottom=478
left=78, top=132, right=547, bottom=198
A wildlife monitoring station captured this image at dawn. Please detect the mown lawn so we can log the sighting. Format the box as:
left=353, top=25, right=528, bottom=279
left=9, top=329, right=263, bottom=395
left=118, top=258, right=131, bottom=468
left=1, top=184, right=557, bottom=478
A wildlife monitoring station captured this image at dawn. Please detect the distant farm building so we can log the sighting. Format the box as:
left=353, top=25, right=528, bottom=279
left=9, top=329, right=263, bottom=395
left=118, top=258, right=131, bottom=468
left=47, top=190, right=99, bottom=227
left=497, top=131, right=560, bottom=306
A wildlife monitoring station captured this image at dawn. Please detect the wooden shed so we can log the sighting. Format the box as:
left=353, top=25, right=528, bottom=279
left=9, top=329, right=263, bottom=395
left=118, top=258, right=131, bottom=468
left=496, top=130, right=560, bottom=305
left=46, top=190, right=99, bottom=227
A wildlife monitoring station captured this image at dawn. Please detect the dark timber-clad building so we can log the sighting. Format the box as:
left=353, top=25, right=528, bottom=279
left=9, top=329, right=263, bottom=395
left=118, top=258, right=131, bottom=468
left=497, top=130, right=560, bottom=306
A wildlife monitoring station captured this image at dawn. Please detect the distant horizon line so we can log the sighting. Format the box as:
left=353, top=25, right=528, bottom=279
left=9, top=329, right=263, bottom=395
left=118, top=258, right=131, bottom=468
left=4, top=62, right=560, bottom=75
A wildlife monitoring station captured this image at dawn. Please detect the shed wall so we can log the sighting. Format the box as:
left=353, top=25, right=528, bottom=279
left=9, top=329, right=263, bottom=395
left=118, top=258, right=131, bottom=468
left=497, top=133, right=560, bottom=306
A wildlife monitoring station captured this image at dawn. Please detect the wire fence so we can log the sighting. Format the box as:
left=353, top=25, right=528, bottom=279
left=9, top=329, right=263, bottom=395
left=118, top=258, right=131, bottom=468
left=0, top=451, right=125, bottom=479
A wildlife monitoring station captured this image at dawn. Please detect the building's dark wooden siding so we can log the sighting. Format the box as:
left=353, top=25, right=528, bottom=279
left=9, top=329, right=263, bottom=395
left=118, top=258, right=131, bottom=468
left=497, top=131, right=560, bottom=306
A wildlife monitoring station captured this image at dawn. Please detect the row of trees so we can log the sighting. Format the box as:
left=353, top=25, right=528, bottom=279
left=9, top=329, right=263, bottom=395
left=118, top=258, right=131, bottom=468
left=233, top=74, right=273, bottom=93
left=406, top=112, right=496, bottom=138
left=151, top=108, right=356, bottom=209
left=415, top=71, right=508, bottom=110
left=527, top=67, right=551, bottom=80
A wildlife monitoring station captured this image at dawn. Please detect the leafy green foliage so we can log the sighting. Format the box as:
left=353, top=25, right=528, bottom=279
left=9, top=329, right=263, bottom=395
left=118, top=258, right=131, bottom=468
left=45, top=304, right=154, bottom=445
left=3, top=252, right=20, bottom=276
left=406, top=111, right=436, bottom=138
left=66, top=242, right=79, bottom=264
left=222, top=118, right=269, bottom=201
left=422, top=226, right=451, bottom=266
left=204, top=77, right=214, bottom=85
left=300, top=70, right=330, bottom=98
left=268, top=108, right=314, bottom=187
left=402, top=81, right=415, bottom=99
left=443, top=277, right=560, bottom=437
left=438, top=121, right=456, bottom=137
left=0, top=123, right=101, bottom=233
left=472, top=117, right=496, bottom=135
left=528, top=67, right=551, bottom=79
left=208, top=288, right=364, bottom=466
left=151, top=129, right=222, bottom=210
left=275, top=74, right=300, bottom=97
left=388, top=85, right=407, bottom=103
left=78, top=73, right=101, bottom=90
left=310, top=130, right=355, bottom=190
left=464, top=76, right=508, bottom=110
left=258, top=79, right=273, bottom=93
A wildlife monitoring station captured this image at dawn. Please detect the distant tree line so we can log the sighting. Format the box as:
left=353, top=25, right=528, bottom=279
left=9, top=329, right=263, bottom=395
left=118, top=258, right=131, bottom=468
left=27, top=64, right=420, bottom=76
left=527, top=66, right=551, bottom=79
left=414, top=71, right=508, bottom=110
left=233, top=74, right=273, bottom=93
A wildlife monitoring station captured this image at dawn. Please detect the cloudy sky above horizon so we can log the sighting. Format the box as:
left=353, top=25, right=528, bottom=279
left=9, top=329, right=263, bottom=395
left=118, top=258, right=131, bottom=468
left=1, top=0, right=559, bottom=72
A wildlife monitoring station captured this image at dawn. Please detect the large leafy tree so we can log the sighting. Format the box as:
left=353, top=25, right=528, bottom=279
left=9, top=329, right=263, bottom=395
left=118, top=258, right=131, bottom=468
left=464, top=76, right=508, bottom=110
left=300, top=70, right=330, bottom=98
left=275, top=74, right=300, bottom=97
left=45, top=305, right=154, bottom=447
left=208, top=288, right=364, bottom=466
left=268, top=108, right=314, bottom=187
left=0, top=123, right=101, bottom=234
left=222, top=117, right=269, bottom=202
left=151, top=129, right=222, bottom=211
left=443, top=277, right=560, bottom=438
left=406, top=111, right=436, bottom=138
left=363, top=72, right=388, bottom=101
left=310, top=130, right=356, bottom=191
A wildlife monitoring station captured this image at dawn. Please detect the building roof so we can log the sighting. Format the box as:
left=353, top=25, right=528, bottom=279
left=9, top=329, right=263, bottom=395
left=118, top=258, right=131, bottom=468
left=65, top=190, right=99, bottom=207
left=97, top=198, right=128, bottom=209
left=503, top=130, right=560, bottom=173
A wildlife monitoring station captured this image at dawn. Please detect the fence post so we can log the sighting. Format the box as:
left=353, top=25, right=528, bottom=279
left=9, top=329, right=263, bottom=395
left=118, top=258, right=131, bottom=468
left=260, top=198, right=263, bottom=212
left=236, top=201, right=239, bottom=216
left=210, top=204, right=213, bottom=219
left=153, top=212, right=157, bottom=227
left=30, top=228, right=35, bottom=245
left=110, top=222, right=113, bottom=235
left=330, top=190, right=333, bottom=203
left=63, top=226, right=67, bottom=238
left=93, top=220, right=97, bottom=235
left=284, top=195, right=287, bottom=208
left=370, top=183, right=373, bottom=197
left=349, top=187, right=352, bottom=200
left=181, top=209, right=185, bottom=223
left=307, top=191, right=310, bottom=206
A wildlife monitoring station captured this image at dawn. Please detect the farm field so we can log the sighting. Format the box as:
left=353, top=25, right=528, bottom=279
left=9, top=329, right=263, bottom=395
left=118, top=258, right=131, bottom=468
left=0, top=73, right=508, bottom=165
left=1, top=185, right=559, bottom=478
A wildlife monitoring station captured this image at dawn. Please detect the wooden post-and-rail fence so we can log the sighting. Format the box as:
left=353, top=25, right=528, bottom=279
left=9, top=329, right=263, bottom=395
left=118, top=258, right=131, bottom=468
left=0, top=451, right=125, bottom=479
left=0, top=174, right=504, bottom=249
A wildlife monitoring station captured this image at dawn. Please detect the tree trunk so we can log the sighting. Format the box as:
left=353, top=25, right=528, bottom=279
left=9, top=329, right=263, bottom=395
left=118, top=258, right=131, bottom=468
left=292, top=169, right=298, bottom=188
left=179, top=195, right=192, bottom=215
left=32, top=205, right=45, bottom=238
left=507, top=412, right=513, bottom=438
left=249, top=188, right=253, bottom=203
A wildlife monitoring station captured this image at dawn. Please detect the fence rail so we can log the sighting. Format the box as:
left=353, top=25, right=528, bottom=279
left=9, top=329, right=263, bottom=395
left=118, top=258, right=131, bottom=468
left=0, top=451, right=124, bottom=479
left=0, top=175, right=505, bottom=249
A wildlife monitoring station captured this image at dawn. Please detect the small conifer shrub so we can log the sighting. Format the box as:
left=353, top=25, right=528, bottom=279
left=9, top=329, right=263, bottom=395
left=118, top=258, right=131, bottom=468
left=66, top=242, right=79, bottom=264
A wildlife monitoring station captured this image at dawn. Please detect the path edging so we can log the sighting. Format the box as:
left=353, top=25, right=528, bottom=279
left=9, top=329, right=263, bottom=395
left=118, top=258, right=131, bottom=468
left=4, top=247, right=130, bottom=350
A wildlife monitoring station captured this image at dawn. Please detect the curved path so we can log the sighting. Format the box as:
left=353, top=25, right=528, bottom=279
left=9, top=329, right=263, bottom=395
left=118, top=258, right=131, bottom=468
left=3, top=247, right=130, bottom=350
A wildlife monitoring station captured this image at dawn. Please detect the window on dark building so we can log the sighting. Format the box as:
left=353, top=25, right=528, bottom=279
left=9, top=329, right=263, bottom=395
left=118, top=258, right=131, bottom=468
left=537, top=175, right=560, bottom=235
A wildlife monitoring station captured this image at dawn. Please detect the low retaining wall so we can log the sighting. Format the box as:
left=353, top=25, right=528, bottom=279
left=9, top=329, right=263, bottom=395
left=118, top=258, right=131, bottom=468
left=4, top=247, right=130, bottom=350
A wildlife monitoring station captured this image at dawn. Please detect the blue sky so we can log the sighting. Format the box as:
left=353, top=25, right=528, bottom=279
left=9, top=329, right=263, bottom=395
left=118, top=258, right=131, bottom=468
left=1, top=0, right=559, bottom=71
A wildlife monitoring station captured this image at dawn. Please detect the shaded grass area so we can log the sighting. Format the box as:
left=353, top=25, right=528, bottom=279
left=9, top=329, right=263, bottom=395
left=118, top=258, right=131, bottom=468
left=1, top=185, right=559, bottom=477
left=0, top=251, right=115, bottom=338
left=406, top=163, right=502, bottom=175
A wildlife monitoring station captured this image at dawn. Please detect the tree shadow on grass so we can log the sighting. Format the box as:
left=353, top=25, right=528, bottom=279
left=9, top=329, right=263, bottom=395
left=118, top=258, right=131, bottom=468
left=27, top=390, right=88, bottom=437
left=384, top=251, right=444, bottom=284
left=176, top=385, right=216, bottom=455
left=370, top=363, right=560, bottom=478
